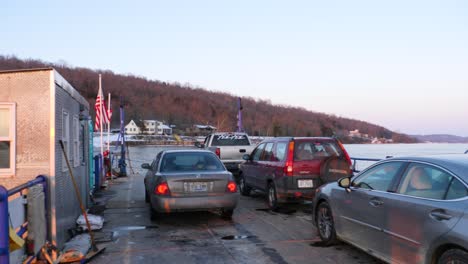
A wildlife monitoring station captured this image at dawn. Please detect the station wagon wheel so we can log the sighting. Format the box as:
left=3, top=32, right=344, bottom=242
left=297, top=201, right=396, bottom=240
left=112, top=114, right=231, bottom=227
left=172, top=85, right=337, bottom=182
left=438, top=249, right=468, bottom=264
left=316, top=201, right=337, bottom=246
left=239, top=173, right=251, bottom=196
left=267, top=182, right=278, bottom=211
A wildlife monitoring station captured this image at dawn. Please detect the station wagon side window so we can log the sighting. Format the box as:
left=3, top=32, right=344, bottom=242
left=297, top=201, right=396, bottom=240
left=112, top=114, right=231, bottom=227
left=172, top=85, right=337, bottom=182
left=352, top=162, right=405, bottom=192
left=397, top=163, right=468, bottom=200
left=261, top=143, right=274, bottom=161
left=273, top=142, right=288, bottom=161
left=252, top=143, right=266, bottom=161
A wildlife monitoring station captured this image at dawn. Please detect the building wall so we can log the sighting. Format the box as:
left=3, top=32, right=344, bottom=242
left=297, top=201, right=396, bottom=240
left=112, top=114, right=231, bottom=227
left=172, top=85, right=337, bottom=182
left=53, top=76, right=90, bottom=246
left=0, top=70, right=51, bottom=189
left=0, top=69, right=91, bottom=249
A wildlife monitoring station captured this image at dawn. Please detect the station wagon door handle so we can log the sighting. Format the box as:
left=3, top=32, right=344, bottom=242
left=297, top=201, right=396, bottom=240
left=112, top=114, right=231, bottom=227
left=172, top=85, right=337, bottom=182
left=430, top=210, right=452, bottom=221
left=239, top=149, right=246, bottom=153
left=369, top=198, right=384, bottom=207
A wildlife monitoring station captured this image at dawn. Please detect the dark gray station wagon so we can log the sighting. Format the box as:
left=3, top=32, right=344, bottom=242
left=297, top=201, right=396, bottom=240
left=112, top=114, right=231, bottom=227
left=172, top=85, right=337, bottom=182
left=313, top=155, right=468, bottom=264
left=239, top=137, right=352, bottom=209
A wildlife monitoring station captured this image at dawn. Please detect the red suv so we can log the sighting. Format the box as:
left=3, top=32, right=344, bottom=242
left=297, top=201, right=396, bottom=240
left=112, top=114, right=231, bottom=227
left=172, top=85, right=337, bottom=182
left=238, top=137, right=352, bottom=209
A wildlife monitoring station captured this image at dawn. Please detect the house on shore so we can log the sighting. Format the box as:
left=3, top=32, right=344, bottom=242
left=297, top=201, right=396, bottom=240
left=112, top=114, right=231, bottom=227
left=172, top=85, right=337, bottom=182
left=0, top=68, right=92, bottom=253
left=124, top=119, right=172, bottom=135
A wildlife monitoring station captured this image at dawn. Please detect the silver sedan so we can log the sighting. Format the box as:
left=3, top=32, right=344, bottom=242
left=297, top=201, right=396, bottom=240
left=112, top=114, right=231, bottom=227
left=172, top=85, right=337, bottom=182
left=312, top=155, right=468, bottom=264
left=143, top=150, right=239, bottom=219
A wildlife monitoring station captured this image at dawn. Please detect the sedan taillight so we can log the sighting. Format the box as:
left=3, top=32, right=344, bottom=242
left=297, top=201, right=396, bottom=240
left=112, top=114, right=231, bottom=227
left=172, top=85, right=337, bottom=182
left=154, top=182, right=171, bottom=196
left=226, top=181, right=237, bottom=193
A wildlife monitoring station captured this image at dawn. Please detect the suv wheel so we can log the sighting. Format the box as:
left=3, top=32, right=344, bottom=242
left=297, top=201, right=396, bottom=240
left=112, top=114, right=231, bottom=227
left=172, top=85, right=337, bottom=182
left=438, top=249, right=468, bottom=264
left=316, top=201, right=337, bottom=246
left=145, top=190, right=150, bottom=203
left=267, top=182, right=278, bottom=211
left=239, top=174, right=251, bottom=196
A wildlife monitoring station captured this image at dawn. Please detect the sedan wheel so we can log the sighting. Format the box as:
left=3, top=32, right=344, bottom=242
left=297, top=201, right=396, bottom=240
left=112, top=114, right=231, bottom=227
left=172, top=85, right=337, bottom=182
left=221, top=209, right=234, bottom=220
left=316, top=201, right=337, bottom=246
left=150, top=207, right=159, bottom=220
left=438, top=249, right=468, bottom=264
left=267, top=183, right=278, bottom=211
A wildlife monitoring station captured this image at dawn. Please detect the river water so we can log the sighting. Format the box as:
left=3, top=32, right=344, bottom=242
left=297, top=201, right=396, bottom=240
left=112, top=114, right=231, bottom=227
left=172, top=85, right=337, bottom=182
left=115, top=143, right=468, bottom=175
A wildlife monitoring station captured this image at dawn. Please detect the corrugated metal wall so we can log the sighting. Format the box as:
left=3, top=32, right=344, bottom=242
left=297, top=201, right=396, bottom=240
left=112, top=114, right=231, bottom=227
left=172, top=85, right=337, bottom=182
left=54, top=82, right=90, bottom=246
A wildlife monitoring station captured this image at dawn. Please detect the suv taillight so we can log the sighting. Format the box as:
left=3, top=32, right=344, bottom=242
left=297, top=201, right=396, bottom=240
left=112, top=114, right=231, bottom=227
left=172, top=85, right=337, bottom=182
left=226, top=181, right=237, bottom=193
left=337, top=139, right=352, bottom=168
left=284, top=141, right=295, bottom=176
left=154, top=182, right=171, bottom=196
left=215, top=147, right=221, bottom=158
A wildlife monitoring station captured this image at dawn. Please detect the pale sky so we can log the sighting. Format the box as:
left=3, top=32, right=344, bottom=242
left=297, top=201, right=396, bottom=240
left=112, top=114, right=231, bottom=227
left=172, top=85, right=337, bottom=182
left=2, top=0, right=467, bottom=136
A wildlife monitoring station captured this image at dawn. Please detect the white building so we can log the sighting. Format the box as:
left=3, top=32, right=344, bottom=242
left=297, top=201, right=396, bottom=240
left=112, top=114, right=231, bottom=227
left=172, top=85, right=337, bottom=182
left=125, top=120, right=172, bottom=135
left=349, top=129, right=362, bottom=137
left=124, top=120, right=141, bottom=135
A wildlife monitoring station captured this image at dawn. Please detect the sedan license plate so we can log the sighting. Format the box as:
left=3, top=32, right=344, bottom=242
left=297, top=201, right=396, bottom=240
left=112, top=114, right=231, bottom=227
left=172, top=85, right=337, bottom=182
left=298, top=180, right=313, bottom=188
left=190, top=182, right=208, bottom=192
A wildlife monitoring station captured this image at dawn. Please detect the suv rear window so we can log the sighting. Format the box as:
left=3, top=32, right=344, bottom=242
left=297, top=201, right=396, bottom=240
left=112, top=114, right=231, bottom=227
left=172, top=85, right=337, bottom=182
left=211, top=134, right=250, bottom=146
left=294, top=141, right=343, bottom=161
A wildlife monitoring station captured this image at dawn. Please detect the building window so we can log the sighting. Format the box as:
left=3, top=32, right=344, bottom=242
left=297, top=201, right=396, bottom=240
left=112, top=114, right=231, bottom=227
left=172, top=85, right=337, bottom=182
left=0, top=103, right=16, bottom=176
left=62, top=110, right=70, bottom=172
left=73, top=116, right=80, bottom=167
left=80, top=123, right=85, bottom=165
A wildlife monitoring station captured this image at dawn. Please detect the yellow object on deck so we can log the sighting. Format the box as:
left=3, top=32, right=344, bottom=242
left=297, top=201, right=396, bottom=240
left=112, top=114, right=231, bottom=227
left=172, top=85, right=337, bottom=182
left=9, top=226, right=25, bottom=252
left=174, top=134, right=182, bottom=143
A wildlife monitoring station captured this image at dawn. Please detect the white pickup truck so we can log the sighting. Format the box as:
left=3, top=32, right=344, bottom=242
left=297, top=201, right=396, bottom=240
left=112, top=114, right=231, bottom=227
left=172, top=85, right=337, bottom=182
left=196, top=132, right=255, bottom=173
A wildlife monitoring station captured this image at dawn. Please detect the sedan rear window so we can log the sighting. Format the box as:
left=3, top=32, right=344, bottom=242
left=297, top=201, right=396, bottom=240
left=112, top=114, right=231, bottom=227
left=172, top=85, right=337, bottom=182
left=161, top=152, right=225, bottom=172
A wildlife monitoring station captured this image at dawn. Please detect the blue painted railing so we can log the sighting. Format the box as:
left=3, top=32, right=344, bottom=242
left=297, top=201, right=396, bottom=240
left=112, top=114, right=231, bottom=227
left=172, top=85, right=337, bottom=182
left=0, top=175, right=47, bottom=264
left=93, top=154, right=102, bottom=192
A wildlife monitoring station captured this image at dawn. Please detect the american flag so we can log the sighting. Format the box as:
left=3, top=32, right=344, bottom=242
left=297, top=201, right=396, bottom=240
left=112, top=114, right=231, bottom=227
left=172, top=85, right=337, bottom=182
left=95, top=86, right=109, bottom=131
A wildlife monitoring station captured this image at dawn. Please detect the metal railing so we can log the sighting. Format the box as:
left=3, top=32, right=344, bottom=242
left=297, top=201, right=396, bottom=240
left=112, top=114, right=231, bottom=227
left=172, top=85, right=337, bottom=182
left=350, top=157, right=382, bottom=173
left=94, top=154, right=103, bottom=192
left=0, top=175, right=47, bottom=264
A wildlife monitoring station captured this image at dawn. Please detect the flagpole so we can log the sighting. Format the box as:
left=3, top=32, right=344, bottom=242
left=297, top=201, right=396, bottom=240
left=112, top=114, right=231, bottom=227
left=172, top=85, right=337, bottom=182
left=107, top=93, right=111, bottom=152
left=99, top=74, right=103, bottom=158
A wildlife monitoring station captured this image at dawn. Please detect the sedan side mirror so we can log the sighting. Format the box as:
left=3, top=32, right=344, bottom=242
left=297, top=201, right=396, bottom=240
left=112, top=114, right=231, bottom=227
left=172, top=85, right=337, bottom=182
left=338, top=177, right=351, bottom=189
left=141, top=163, right=151, bottom=170
left=242, top=154, right=251, bottom=161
